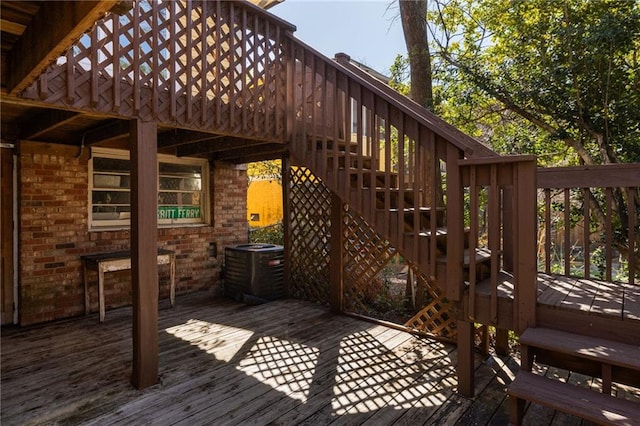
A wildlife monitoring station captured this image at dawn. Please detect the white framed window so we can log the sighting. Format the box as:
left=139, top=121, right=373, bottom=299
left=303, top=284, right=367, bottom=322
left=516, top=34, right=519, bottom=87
left=89, top=147, right=209, bottom=229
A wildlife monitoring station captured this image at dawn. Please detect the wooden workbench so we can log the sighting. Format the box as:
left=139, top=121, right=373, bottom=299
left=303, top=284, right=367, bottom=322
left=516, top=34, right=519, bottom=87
left=81, top=249, right=176, bottom=322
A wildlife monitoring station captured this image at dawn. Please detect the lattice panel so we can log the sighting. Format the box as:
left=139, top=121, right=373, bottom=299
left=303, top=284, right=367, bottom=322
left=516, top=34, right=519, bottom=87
left=287, top=167, right=455, bottom=340
left=343, top=207, right=397, bottom=314
left=22, top=0, right=288, bottom=141
left=287, top=167, right=331, bottom=304
left=403, top=263, right=456, bottom=339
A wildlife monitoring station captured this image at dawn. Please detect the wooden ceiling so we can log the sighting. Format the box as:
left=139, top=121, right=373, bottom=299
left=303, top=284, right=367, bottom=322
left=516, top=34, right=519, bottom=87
left=0, top=0, right=287, bottom=163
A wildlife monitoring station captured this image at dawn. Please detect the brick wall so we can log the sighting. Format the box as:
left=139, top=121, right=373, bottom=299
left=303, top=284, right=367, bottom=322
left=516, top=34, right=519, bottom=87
left=17, top=141, right=247, bottom=325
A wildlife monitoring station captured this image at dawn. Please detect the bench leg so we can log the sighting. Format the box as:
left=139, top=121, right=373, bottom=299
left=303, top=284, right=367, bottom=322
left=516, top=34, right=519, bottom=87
left=520, top=343, right=533, bottom=372
left=479, top=324, right=490, bottom=355
left=170, top=255, right=175, bottom=307
left=509, top=395, right=525, bottom=426
left=602, top=364, right=612, bottom=395
left=83, top=263, right=89, bottom=315
left=99, top=267, right=105, bottom=322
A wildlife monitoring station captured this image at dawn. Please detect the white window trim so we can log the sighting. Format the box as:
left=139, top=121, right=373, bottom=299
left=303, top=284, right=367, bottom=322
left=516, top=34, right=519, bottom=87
left=89, top=147, right=210, bottom=229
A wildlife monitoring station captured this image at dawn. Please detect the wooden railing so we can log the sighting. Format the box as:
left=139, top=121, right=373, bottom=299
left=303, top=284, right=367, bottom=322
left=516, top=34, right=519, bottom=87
left=285, top=36, right=496, bottom=300
left=537, top=164, right=640, bottom=285
left=22, top=0, right=292, bottom=141
left=453, top=156, right=538, bottom=333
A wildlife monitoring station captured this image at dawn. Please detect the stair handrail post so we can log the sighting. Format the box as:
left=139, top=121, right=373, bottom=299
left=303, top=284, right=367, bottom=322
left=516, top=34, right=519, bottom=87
left=513, top=158, right=538, bottom=334
left=446, top=145, right=465, bottom=301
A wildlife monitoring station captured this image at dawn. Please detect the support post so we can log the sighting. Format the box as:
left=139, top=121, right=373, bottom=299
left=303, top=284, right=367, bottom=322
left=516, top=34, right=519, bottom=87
left=130, top=119, right=158, bottom=389
left=515, top=160, right=537, bottom=334
left=495, top=327, right=510, bottom=356
left=457, top=319, right=475, bottom=397
left=329, top=191, right=344, bottom=313
left=281, top=154, right=291, bottom=298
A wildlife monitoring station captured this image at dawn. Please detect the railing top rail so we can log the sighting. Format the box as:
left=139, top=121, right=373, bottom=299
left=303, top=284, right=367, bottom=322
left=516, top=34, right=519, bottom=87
left=334, top=53, right=498, bottom=159
left=538, top=164, right=640, bottom=188
left=284, top=27, right=497, bottom=158
left=458, top=154, right=536, bottom=167
left=234, top=0, right=297, bottom=32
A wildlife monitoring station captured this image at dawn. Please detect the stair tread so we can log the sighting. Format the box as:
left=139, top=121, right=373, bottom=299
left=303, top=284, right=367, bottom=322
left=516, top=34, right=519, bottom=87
left=520, top=327, right=640, bottom=370
left=508, top=371, right=640, bottom=425
left=437, top=247, right=492, bottom=265
left=408, top=228, right=448, bottom=237
left=382, top=207, right=446, bottom=213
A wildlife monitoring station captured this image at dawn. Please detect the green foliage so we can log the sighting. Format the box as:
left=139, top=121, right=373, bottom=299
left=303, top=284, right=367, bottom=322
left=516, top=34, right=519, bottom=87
left=249, top=222, right=284, bottom=246
left=247, top=160, right=282, bottom=184
left=389, top=54, right=411, bottom=96
left=425, top=0, right=640, bottom=165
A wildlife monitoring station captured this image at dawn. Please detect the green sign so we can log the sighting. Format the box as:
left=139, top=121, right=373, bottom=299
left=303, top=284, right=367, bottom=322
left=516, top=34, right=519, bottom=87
left=158, top=206, right=201, bottom=219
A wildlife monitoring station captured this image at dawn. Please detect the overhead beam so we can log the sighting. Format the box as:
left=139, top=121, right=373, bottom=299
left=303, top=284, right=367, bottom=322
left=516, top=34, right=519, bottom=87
left=157, top=130, right=220, bottom=149
left=177, top=137, right=276, bottom=157
left=79, top=119, right=130, bottom=146
left=8, top=1, right=118, bottom=95
left=20, top=110, right=79, bottom=140
left=0, top=19, right=26, bottom=36
left=212, top=144, right=287, bottom=163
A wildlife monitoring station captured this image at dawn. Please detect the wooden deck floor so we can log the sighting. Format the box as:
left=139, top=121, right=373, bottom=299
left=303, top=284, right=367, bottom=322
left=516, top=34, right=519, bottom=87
left=2, top=291, right=638, bottom=425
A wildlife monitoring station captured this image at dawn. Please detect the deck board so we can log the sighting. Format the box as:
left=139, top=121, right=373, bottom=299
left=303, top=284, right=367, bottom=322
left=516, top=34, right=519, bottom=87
left=2, top=291, right=639, bottom=426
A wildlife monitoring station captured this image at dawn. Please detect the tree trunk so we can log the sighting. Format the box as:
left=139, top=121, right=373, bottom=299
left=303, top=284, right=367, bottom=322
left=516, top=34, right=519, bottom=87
left=399, top=0, right=433, bottom=110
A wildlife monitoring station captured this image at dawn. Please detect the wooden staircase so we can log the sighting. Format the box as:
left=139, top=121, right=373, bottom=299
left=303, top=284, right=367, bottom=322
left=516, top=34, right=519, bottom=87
left=510, top=327, right=640, bottom=425
left=285, top=39, right=639, bottom=421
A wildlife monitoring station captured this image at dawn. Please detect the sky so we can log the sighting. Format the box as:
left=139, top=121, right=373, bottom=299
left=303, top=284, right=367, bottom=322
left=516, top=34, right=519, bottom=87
left=269, top=0, right=407, bottom=76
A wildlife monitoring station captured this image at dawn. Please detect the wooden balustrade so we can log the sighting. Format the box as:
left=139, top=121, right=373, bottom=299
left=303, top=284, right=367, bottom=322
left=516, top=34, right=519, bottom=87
left=455, top=156, right=537, bottom=333
left=537, top=164, right=640, bottom=285
left=286, top=37, right=499, bottom=294
left=22, top=0, right=291, bottom=141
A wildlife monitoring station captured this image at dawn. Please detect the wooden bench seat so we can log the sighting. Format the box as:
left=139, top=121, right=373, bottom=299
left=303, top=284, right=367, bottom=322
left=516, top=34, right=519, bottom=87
left=508, top=371, right=640, bottom=426
left=82, top=249, right=176, bottom=322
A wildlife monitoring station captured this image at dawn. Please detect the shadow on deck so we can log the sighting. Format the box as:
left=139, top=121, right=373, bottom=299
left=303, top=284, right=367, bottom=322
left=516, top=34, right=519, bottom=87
left=2, top=291, right=638, bottom=425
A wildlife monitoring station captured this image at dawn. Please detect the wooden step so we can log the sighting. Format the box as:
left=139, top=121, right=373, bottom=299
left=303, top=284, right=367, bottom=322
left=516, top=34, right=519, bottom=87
left=342, top=168, right=399, bottom=189
left=519, top=327, right=640, bottom=391
left=307, top=137, right=358, bottom=154
left=508, top=371, right=640, bottom=426
left=520, top=327, right=640, bottom=371
left=438, top=247, right=492, bottom=267
left=428, top=248, right=492, bottom=280
left=376, top=207, right=445, bottom=234
left=325, top=152, right=374, bottom=170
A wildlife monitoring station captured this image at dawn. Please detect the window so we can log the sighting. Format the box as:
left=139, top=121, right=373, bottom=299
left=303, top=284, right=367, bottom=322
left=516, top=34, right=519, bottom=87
left=89, top=148, right=209, bottom=228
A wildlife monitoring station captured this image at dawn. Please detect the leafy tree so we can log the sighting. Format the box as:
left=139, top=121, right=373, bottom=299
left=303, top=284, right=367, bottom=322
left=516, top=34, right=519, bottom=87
left=427, top=0, right=640, bottom=166
left=247, top=160, right=282, bottom=184
left=420, top=0, right=640, bottom=277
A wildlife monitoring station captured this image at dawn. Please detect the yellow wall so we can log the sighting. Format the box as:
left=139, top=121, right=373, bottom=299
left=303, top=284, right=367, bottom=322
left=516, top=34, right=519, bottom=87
left=247, top=179, right=283, bottom=227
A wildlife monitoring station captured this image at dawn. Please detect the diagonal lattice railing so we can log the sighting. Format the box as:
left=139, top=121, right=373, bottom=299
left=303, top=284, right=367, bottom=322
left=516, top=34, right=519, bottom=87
left=21, top=0, right=289, bottom=141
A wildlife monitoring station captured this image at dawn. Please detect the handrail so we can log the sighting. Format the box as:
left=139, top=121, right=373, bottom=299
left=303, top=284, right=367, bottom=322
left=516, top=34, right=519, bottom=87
left=334, top=53, right=497, bottom=158
left=537, top=163, right=639, bottom=285
left=282, top=20, right=503, bottom=302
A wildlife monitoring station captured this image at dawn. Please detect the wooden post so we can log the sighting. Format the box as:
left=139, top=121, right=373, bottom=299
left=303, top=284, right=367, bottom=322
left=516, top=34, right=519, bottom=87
left=456, top=319, right=475, bottom=397
left=515, top=160, right=537, bottom=334
left=446, top=145, right=464, bottom=301
left=502, top=187, right=514, bottom=273
left=130, top=119, right=158, bottom=389
left=495, top=328, right=510, bottom=356
left=281, top=154, right=291, bottom=298
left=329, top=191, right=344, bottom=313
